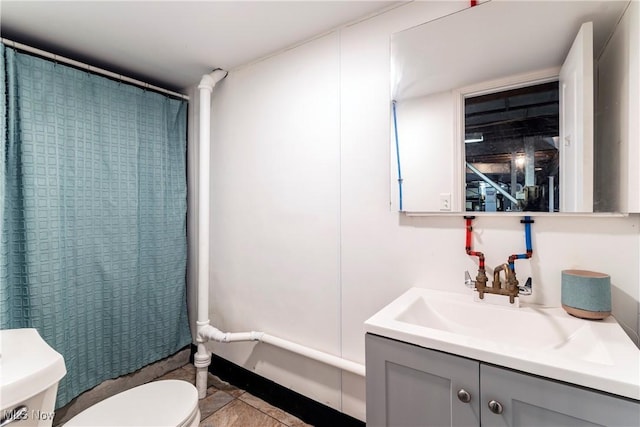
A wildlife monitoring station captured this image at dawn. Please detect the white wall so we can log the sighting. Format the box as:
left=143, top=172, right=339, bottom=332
left=209, top=31, right=344, bottom=408
left=393, top=92, right=456, bottom=212
left=188, top=1, right=640, bottom=421
left=596, top=0, right=640, bottom=213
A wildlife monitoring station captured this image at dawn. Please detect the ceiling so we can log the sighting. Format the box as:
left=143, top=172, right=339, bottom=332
left=391, top=0, right=629, bottom=101
left=1, top=1, right=399, bottom=93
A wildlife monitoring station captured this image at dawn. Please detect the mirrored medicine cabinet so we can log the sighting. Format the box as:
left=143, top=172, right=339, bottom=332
left=390, top=0, right=632, bottom=214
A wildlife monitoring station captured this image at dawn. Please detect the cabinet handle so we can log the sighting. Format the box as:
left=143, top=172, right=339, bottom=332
left=488, top=400, right=504, bottom=414
left=457, top=389, right=472, bottom=403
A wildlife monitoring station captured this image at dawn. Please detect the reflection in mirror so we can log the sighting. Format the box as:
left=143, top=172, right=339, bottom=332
left=390, top=0, right=630, bottom=213
left=464, top=82, right=559, bottom=212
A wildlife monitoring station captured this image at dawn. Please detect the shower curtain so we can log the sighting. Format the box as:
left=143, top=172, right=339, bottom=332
left=1, top=44, right=192, bottom=407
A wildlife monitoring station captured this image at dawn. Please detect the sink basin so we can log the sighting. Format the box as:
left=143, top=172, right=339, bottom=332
left=365, top=287, right=640, bottom=400
left=396, top=293, right=612, bottom=364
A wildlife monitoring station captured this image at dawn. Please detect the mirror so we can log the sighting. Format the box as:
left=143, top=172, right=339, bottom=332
left=390, top=0, right=630, bottom=213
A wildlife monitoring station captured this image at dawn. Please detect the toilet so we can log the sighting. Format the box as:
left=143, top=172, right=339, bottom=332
left=0, top=329, right=200, bottom=427
left=63, top=380, right=200, bottom=427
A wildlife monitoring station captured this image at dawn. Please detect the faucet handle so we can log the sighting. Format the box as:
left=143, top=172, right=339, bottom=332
left=464, top=271, right=476, bottom=288
left=518, top=277, right=532, bottom=295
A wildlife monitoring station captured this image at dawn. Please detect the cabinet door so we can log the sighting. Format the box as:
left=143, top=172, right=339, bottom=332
left=480, top=364, right=640, bottom=427
left=366, top=334, right=480, bottom=427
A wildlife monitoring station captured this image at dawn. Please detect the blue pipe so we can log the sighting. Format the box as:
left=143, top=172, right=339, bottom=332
left=524, top=215, right=532, bottom=252
left=392, top=101, right=403, bottom=211
left=509, top=216, right=534, bottom=271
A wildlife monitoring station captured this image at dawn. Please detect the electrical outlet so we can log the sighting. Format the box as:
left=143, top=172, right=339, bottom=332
left=440, top=193, right=451, bottom=211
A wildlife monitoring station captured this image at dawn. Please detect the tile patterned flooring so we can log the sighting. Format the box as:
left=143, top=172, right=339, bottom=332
left=154, top=364, right=313, bottom=427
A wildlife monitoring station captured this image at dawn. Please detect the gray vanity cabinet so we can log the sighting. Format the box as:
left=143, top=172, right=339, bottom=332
left=480, top=364, right=640, bottom=427
left=366, top=333, right=480, bottom=427
left=366, top=333, right=640, bottom=427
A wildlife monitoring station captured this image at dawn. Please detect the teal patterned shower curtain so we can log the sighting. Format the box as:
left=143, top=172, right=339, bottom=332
left=1, top=44, right=192, bottom=407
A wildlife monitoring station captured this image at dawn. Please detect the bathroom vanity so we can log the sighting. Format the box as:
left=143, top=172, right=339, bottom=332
left=364, top=288, right=640, bottom=427
left=366, top=334, right=638, bottom=426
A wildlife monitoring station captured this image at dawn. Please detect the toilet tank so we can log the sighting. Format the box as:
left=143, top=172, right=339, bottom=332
left=1, top=329, right=66, bottom=426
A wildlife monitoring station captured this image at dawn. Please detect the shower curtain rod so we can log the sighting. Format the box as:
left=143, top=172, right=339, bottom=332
left=1, top=38, right=189, bottom=101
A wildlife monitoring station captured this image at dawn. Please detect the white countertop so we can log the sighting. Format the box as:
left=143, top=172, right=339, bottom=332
left=364, top=287, right=640, bottom=401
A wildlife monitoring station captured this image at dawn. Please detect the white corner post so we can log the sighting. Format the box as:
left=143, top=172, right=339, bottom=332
left=194, top=69, right=228, bottom=399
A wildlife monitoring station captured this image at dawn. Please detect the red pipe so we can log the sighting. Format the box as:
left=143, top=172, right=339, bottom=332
left=465, top=217, right=485, bottom=269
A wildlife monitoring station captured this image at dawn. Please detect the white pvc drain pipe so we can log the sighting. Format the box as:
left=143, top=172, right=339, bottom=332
left=193, top=71, right=365, bottom=398
left=194, top=69, right=227, bottom=398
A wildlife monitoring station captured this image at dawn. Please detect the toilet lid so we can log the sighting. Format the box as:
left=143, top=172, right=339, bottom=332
left=64, top=380, right=199, bottom=427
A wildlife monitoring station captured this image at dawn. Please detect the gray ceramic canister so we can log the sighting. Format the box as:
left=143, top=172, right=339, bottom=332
left=561, top=269, right=611, bottom=319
